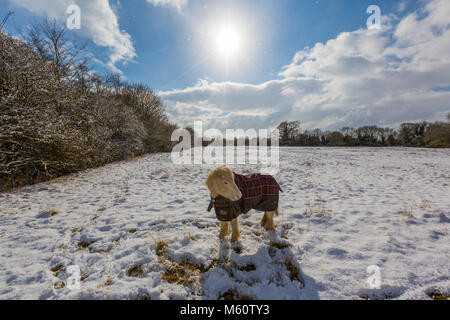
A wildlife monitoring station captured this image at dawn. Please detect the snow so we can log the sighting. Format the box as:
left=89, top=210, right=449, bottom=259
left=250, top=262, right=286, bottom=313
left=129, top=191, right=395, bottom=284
left=0, top=147, right=449, bottom=300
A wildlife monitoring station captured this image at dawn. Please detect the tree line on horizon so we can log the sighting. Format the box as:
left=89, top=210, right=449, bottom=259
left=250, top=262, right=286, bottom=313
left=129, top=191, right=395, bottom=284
left=276, top=118, right=450, bottom=148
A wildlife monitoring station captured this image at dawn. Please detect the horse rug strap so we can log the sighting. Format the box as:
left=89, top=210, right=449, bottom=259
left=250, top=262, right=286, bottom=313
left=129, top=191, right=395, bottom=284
left=207, top=196, right=242, bottom=222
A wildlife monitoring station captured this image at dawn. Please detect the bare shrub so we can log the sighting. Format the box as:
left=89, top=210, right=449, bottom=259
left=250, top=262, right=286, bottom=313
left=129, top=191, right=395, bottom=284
left=0, top=18, right=176, bottom=192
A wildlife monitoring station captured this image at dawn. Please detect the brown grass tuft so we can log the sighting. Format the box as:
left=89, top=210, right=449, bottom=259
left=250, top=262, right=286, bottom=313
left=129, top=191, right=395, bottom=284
left=155, top=239, right=169, bottom=259
left=236, top=264, right=257, bottom=272
left=188, top=233, right=197, bottom=241
left=54, top=281, right=65, bottom=289
left=428, top=292, right=450, bottom=300
left=161, top=260, right=201, bottom=286
left=270, top=241, right=292, bottom=250
left=50, top=264, right=64, bottom=276
left=284, top=256, right=301, bottom=281
left=126, top=264, right=145, bottom=278
left=305, top=197, right=332, bottom=216
left=219, top=289, right=254, bottom=300
left=71, top=227, right=84, bottom=233
left=401, top=205, right=415, bottom=221
left=77, top=241, right=97, bottom=250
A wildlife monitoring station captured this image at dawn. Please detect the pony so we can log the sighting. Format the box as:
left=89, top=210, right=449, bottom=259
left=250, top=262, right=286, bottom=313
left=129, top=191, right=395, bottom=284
left=206, top=165, right=282, bottom=242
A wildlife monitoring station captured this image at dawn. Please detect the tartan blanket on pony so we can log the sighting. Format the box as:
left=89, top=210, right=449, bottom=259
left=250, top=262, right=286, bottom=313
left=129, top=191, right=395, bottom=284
left=234, top=173, right=283, bottom=214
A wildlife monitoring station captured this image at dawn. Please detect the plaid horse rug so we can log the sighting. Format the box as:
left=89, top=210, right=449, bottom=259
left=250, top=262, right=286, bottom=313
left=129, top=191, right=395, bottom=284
left=234, top=172, right=283, bottom=214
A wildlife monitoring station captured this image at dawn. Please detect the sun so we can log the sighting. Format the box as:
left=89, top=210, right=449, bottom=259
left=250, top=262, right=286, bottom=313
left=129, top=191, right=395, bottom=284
left=215, top=25, right=241, bottom=59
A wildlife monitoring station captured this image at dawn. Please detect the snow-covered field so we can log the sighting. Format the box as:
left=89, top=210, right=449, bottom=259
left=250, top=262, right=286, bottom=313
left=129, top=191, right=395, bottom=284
left=0, top=147, right=449, bottom=300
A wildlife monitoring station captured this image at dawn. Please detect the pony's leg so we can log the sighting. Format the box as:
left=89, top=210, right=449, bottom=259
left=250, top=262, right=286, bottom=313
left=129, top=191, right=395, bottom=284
left=219, top=222, right=230, bottom=239
left=264, top=211, right=276, bottom=230
left=260, top=212, right=268, bottom=227
left=230, top=218, right=240, bottom=242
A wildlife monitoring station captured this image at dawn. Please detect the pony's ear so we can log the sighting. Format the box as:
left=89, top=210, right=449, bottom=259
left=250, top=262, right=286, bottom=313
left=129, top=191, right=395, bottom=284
left=215, top=165, right=231, bottom=179
left=215, top=166, right=226, bottom=178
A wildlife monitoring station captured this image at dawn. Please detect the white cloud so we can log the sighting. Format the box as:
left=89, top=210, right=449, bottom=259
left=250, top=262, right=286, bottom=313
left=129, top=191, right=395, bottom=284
left=161, top=0, right=450, bottom=131
left=9, top=0, right=136, bottom=73
left=396, top=0, right=408, bottom=13
left=146, top=0, right=188, bottom=12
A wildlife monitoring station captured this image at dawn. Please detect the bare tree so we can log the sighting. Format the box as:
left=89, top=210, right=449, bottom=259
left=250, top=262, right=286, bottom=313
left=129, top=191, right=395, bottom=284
left=24, top=17, right=87, bottom=81
left=277, top=121, right=301, bottom=143
left=0, top=12, right=14, bottom=32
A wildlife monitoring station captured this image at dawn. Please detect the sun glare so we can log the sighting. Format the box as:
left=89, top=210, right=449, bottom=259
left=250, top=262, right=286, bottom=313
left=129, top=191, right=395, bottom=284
left=215, top=25, right=240, bottom=58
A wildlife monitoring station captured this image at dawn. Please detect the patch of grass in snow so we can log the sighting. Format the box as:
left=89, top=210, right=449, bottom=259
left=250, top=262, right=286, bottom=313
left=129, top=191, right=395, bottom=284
left=428, top=292, right=450, bottom=300
left=219, top=289, right=254, bottom=300
left=188, top=233, right=197, bottom=241
left=305, top=196, right=332, bottom=216
left=89, top=248, right=109, bottom=255
left=401, top=204, right=415, bottom=221
left=77, top=241, right=97, bottom=250
left=126, top=264, right=145, bottom=278
left=50, top=264, right=64, bottom=276
left=54, top=281, right=65, bottom=290
left=113, top=195, right=127, bottom=203
left=113, top=236, right=124, bottom=243
left=161, top=259, right=202, bottom=286
left=71, top=227, right=84, bottom=233
left=153, top=237, right=221, bottom=289
left=419, top=199, right=432, bottom=209
left=49, top=208, right=59, bottom=216
left=80, top=273, right=89, bottom=282
left=235, top=263, right=256, bottom=272
left=399, top=199, right=443, bottom=221
left=154, top=237, right=201, bottom=286
left=105, top=276, right=113, bottom=286
left=269, top=240, right=292, bottom=250
left=154, top=238, right=169, bottom=259
left=284, top=256, right=301, bottom=282
left=41, top=206, right=59, bottom=217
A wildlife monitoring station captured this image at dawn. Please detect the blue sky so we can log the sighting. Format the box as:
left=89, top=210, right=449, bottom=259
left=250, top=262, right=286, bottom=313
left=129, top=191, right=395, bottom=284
left=117, top=0, right=419, bottom=90
left=2, top=0, right=449, bottom=131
